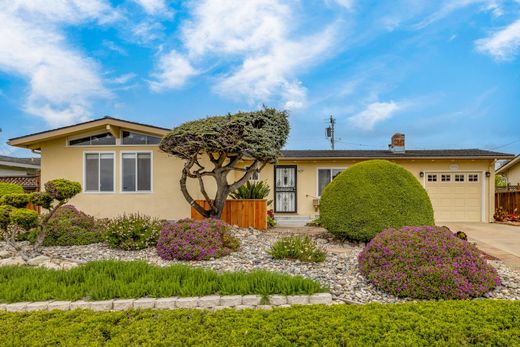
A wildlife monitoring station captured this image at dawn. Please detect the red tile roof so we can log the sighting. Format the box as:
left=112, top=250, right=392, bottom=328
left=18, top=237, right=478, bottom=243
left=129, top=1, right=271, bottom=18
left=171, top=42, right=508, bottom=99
left=0, top=176, right=40, bottom=190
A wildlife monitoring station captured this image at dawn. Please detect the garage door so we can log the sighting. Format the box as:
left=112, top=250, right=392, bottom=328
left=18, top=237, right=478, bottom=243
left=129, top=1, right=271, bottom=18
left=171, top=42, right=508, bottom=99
left=425, top=172, right=482, bottom=222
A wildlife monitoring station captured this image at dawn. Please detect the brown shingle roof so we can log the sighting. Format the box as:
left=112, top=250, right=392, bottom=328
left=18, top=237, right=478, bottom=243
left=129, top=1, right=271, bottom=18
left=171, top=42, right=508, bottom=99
left=0, top=155, right=40, bottom=166
left=281, top=149, right=514, bottom=159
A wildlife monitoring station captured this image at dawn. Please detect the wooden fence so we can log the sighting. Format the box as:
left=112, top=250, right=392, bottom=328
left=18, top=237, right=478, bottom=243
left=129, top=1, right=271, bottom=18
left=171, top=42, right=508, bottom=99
left=191, top=199, right=267, bottom=230
left=495, top=191, right=520, bottom=214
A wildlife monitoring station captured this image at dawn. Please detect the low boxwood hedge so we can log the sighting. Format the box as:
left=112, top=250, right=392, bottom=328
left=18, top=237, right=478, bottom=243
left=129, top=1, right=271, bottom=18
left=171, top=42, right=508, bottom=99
left=0, top=301, right=518, bottom=346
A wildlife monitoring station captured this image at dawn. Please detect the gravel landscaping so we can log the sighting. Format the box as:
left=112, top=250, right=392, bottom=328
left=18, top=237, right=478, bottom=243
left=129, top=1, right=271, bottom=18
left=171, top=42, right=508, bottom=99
left=1, top=227, right=519, bottom=304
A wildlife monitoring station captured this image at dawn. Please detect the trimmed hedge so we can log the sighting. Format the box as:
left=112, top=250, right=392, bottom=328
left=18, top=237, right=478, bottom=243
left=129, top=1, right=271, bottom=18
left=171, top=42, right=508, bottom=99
left=319, top=160, right=434, bottom=242
left=0, top=260, right=325, bottom=302
left=0, top=301, right=519, bottom=345
left=359, top=226, right=501, bottom=299
left=0, top=182, right=24, bottom=197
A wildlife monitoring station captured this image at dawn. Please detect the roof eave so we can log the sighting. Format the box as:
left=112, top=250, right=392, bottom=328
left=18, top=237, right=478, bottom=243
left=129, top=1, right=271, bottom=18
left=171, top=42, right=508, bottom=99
left=8, top=117, right=170, bottom=148
left=0, top=161, right=40, bottom=169
left=496, top=155, right=520, bottom=174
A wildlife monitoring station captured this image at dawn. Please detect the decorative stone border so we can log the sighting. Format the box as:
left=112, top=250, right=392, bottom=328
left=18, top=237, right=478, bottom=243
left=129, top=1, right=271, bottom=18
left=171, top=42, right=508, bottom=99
left=0, top=294, right=333, bottom=312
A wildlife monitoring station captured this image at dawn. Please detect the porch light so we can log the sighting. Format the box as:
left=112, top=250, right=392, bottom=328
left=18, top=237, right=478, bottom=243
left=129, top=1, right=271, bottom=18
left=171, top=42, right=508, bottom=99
left=486, top=171, right=491, bottom=177
left=419, top=171, right=424, bottom=178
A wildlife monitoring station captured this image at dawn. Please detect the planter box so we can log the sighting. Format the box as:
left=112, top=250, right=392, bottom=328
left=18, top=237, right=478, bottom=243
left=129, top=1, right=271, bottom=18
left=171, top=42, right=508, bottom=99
left=191, top=199, right=267, bottom=230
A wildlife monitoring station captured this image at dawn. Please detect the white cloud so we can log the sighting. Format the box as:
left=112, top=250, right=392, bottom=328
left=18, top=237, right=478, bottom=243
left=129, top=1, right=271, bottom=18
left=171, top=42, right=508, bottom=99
left=348, top=101, right=401, bottom=130
left=149, top=51, right=199, bottom=91
left=325, top=0, right=354, bottom=10
left=132, top=0, right=168, bottom=15
left=108, top=73, right=137, bottom=85
left=0, top=1, right=115, bottom=126
left=476, top=19, right=520, bottom=60
left=132, top=20, right=165, bottom=43
left=152, top=0, right=339, bottom=109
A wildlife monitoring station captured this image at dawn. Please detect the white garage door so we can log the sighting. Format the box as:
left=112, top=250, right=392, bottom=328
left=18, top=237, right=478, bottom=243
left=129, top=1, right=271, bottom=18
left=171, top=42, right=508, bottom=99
left=425, top=172, right=483, bottom=222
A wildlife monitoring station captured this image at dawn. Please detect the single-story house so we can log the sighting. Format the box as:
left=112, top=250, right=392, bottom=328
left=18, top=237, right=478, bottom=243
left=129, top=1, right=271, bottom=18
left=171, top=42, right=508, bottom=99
left=8, top=116, right=514, bottom=223
left=496, top=155, right=520, bottom=186
left=0, top=155, right=40, bottom=192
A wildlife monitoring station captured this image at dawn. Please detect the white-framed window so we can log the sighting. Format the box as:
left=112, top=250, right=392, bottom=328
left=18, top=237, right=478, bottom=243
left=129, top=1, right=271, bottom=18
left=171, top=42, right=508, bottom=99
left=455, top=174, right=465, bottom=182
left=317, top=168, right=345, bottom=196
left=121, top=151, right=152, bottom=192
left=70, top=132, right=116, bottom=146
left=427, top=174, right=437, bottom=182
left=84, top=152, right=115, bottom=192
left=441, top=174, right=451, bottom=182
left=121, top=130, right=161, bottom=145
left=468, top=174, right=479, bottom=182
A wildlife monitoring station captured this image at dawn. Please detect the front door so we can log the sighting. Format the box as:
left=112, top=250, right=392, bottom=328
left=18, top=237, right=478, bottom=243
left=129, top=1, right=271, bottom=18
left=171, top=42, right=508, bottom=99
left=274, top=165, right=297, bottom=213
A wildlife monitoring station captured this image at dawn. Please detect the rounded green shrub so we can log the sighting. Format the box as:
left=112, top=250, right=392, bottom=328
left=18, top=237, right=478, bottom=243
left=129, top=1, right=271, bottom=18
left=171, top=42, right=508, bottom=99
left=30, top=192, right=53, bottom=210
left=358, top=226, right=501, bottom=299
left=0, top=182, right=24, bottom=197
left=9, top=208, right=39, bottom=230
left=104, top=214, right=162, bottom=250
left=39, top=205, right=101, bottom=246
left=268, top=235, right=326, bottom=262
left=319, top=160, right=434, bottom=242
left=44, top=179, right=81, bottom=201
left=1, top=193, right=30, bottom=208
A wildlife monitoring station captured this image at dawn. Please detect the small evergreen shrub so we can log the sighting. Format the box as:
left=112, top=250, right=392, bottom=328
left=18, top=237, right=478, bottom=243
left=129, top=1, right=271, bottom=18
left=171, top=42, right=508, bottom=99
left=358, top=226, right=501, bottom=299
left=39, top=205, right=101, bottom=246
left=156, top=218, right=240, bottom=261
left=319, top=160, right=434, bottom=242
left=0, top=193, right=30, bottom=208
left=269, top=235, right=326, bottom=262
left=104, top=214, right=162, bottom=250
left=0, top=183, right=24, bottom=197
left=44, top=179, right=81, bottom=201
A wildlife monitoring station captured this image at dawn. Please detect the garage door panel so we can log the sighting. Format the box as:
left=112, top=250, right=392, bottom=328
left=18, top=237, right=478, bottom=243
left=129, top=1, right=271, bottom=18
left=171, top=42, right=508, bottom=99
left=425, top=172, right=482, bottom=222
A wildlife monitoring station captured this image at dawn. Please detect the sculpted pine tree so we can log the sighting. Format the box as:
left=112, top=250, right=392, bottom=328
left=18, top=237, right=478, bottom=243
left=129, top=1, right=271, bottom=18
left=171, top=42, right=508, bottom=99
left=160, top=108, right=289, bottom=218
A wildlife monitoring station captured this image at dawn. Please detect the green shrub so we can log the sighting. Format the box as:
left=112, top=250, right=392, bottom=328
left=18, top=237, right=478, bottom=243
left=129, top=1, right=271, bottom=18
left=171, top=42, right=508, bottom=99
left=230, top=180, right=270, bottom=199
left=44, top=179, right=82, bottom=201
left=1, top=301, right=519, bottom=346
left=29, top=192, right=53, bottom=210
left=37, top=205, right=101, bottom=246
left=156, top=218, right=240, bottom=261
left=104, top=214, right=162, bottom=250
left=359, top=226, right=500, bottom=299
left=0, top=193, right=30, bottom=208
left=0, top=182, right=24, bottom=197
left=0, top=260, right=325, bottom=302
left=319, top=160, right=434, bottom=242
left=9, top=209, right=39, bottom=230
left=269, top=235, right=326, bottom=262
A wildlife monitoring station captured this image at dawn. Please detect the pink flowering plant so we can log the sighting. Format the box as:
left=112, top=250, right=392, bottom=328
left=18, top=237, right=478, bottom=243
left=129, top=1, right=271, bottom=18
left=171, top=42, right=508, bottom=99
left=358, top=226, right=501, bottom=300
left=156, top=218, right=240, bottom=261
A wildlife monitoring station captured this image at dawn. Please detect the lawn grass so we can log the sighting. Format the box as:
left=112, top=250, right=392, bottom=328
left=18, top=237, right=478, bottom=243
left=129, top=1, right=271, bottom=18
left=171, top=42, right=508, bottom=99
left=0, top=260, right=326, bottom=302
left=0, top=301, right=519, bottom=346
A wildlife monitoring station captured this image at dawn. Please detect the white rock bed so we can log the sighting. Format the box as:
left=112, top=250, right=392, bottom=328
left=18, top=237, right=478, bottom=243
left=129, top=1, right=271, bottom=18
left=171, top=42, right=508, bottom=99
left=1, top=228, right=519, bottom=304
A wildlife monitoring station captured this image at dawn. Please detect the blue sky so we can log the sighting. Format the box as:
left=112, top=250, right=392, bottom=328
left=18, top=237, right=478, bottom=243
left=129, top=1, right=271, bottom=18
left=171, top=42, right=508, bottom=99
left=1, top=0, right=520, bottom=157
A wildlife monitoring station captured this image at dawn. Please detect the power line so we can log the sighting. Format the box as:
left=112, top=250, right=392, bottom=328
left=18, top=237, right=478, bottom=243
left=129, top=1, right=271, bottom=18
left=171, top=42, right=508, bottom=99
left=488, top=139, right=520, bottom=151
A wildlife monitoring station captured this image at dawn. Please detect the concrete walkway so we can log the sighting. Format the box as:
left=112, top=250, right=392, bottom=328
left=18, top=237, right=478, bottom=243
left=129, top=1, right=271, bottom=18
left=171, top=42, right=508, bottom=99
left=447, top=222, right=520, bottom=271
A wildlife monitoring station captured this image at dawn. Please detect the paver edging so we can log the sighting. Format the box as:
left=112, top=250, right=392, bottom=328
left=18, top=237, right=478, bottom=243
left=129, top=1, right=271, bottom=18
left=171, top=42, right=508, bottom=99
left=0, top=294, right=333, bottom=312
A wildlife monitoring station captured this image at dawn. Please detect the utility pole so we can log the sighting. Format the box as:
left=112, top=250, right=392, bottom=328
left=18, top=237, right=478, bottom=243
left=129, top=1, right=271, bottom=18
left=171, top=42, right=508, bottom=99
left=325, top=115, right=335, bottom=150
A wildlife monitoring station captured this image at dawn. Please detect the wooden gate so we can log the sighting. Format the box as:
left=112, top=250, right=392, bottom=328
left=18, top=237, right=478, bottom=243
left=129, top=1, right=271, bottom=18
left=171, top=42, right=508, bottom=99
left=191, top=199, right=267, bottom=230
left=495, top=191, right=520, bottom=214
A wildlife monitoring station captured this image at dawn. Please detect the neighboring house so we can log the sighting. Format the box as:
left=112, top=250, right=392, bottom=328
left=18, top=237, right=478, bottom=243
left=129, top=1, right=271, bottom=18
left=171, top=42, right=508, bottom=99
left=496, top=155, right=520, bottom=186
left=8, top=117, right=514, bottom=223
left=0, top=155, right=40, bottom=192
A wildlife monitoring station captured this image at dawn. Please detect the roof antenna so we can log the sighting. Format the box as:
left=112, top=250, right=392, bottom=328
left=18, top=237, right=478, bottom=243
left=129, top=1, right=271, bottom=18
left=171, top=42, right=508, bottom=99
left=325, top=115, right=336, bottom=150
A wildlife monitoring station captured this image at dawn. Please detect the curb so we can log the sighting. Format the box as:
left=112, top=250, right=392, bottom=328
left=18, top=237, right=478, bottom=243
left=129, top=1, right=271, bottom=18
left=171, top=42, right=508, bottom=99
left=0, top=293, right=333, bottom=312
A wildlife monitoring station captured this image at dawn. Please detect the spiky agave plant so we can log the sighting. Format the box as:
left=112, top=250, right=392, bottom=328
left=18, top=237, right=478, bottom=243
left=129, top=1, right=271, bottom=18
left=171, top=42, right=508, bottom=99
left=229, top=181, right=270, bottom=200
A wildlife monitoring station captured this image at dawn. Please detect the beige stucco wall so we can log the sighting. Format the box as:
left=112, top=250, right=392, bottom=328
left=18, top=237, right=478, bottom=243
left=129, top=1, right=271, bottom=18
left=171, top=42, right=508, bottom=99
left=503, top=164, right=520, bottom=185
left=236, top=158, right=496, bottom=223
left=39, top=137, right=212, bottom=220
left=38, top=132, right=497, bottom=222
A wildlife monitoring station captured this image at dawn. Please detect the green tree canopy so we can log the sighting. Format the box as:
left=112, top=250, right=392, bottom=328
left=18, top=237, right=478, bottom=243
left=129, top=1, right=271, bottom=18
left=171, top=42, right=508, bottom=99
left=160, top=107, right=289, bottom=218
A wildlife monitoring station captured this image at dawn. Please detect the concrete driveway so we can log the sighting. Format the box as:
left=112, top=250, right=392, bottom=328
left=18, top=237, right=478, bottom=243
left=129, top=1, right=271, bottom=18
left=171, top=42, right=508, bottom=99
left=447, top=222, right=520, bottom=271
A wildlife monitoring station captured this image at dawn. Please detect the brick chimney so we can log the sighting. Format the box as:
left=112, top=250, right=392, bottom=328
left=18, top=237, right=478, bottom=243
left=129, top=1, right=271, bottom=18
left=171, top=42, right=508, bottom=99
left=389, top=133, right=405, bottom=153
